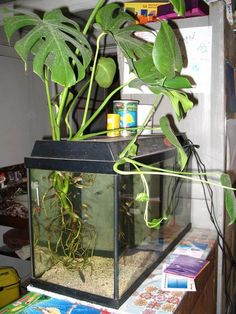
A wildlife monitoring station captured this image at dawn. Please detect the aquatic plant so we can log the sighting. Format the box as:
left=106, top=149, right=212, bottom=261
left=31, top=169, right=97, bottom=275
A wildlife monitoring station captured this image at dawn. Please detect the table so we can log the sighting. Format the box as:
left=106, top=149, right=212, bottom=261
left=0, top=228, right=217, bottom=314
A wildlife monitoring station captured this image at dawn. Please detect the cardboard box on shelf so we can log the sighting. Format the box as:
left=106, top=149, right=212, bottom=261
left=124, top=2, right=168, bottom=24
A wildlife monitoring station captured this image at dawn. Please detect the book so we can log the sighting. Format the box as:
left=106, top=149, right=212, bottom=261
left=164, top=254, right=209, bottom=279
left=161, top=264, right=196, bottom=292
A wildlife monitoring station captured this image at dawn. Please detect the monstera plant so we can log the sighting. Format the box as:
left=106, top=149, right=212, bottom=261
left=2, top=0, right=236, bottom=260
left=2, top=0, right=192, bottom=140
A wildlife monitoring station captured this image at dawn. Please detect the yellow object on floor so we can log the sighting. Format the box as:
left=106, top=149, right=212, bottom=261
left=0, top=267, right=20, bottom=308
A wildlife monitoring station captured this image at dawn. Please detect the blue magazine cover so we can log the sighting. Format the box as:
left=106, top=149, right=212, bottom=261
left=0, top=292, right=108, bottom=314
left=24, top=298, right=101, bottom=314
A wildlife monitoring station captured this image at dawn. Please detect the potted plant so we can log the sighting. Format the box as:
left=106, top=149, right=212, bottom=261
left=2, top=0, right=236, bottom=307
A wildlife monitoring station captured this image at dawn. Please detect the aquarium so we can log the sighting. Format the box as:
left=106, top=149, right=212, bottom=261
left=25, top=135, right=191, bottom=308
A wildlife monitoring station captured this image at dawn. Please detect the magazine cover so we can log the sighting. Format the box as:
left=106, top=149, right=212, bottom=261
left=0, top=292, right=109, bottom=314
left=164, top=254, right=209, bottom=279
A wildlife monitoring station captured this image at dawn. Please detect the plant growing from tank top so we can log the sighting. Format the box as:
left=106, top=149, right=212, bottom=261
left=2, top=0, right=236, bottom=235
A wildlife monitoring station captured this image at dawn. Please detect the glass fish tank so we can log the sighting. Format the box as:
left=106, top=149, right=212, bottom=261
left=25, top=135, right=191, bottom=308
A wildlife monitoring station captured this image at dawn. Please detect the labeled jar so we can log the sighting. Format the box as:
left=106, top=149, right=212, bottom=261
left=113, top=100, right=138, bottom=137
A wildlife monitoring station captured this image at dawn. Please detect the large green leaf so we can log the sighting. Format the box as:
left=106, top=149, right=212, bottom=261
left=95, top=3, right=134, bottom=32
left=160, top=116, right=188, bottom=170
left=3, top=9, right=40, bottom=38
left=132, top=55, right=164, bottom=84
left=221, top=174, right=236, bottom=225
left=95, top=57, right=116, bottom=88
left=3, top=8, right=92, bottom=87
left=152, top=21, right=183, bottom=79
left=96, top=3, right=153, bottom=63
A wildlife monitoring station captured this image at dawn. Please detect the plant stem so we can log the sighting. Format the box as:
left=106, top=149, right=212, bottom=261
left=65, top=80, right=90, bottom=140
left=123, top=156, right=168, bottom=229
left=83, top=0, right=106, bottom=35
left=46, top=0, right=105, bottom=141
left=133, top=162, right=150, bottom=227
left=44, top=70, right=56, bottom=140
left=77, top=126, right=161, bottom=140
left=56, top=0, right=105, bottom=141
left=120, top=156, right=221, bottom=177
left=114, top=158, right=236, bottom=191
left=80, top=32, right=106, bottom=133
left=55, top=88, right=70, bottom=140
left=54, top=0, right=105, bottom=140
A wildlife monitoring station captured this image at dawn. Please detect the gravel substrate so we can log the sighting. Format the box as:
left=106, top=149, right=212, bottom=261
left=41, top=251, right=157, bottom=298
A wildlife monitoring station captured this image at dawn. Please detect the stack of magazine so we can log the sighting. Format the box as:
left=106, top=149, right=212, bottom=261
left=161, top=242, right=210, bottom=292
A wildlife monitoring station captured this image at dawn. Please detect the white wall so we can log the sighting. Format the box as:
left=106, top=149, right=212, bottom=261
left=0, top=28, right=51, bottom=167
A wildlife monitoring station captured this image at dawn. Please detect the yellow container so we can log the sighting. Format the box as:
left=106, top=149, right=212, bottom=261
left=0, top=267, right=20, bottom=308
left=107, top=113, right=120, bottom=137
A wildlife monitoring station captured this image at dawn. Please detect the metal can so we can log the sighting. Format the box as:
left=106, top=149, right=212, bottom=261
left=113, top=100, right=138, bottom=137
left=107, top=113, right=120, bottom=137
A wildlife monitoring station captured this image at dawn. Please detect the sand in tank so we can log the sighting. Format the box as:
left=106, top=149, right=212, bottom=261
left=40, top=250, right=157, bottom=298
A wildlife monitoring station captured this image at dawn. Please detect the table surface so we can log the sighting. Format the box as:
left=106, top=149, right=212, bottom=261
left=0, top=227, right=217, bottom=314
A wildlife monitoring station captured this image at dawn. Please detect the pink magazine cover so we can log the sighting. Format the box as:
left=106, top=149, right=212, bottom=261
left=164, top=254, right=210, bottom=279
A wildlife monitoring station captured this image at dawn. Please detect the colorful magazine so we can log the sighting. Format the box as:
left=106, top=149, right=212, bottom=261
left=0, top=292, right=110, bottom=314
left=164, top=254, right=209, bottom=279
